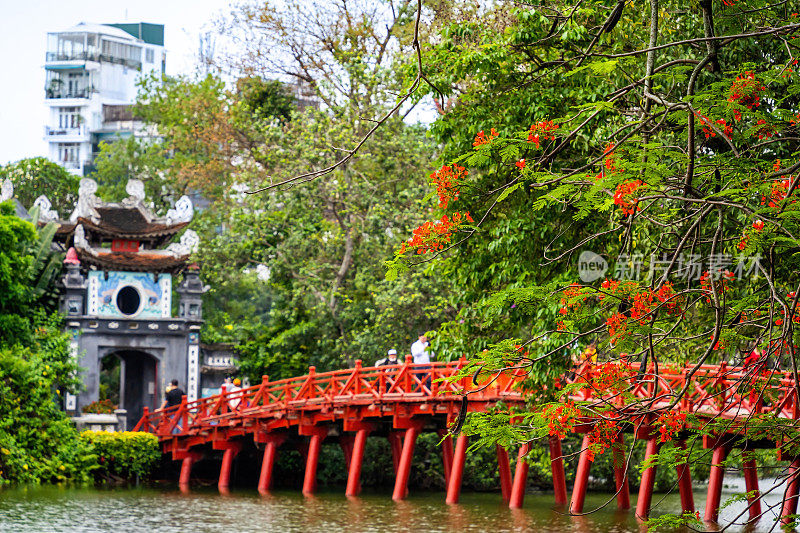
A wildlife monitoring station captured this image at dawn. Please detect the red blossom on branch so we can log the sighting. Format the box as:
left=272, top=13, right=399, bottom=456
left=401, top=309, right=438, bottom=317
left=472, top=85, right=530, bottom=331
left=473, top=128, right=498, bottom=148
left=613, top=180, right=644, bottom=215
left=527, top=120, right=559, bottom=148
left=398, top=211, right=474, bottom=255
left=429, top=164, right=468, bottom=209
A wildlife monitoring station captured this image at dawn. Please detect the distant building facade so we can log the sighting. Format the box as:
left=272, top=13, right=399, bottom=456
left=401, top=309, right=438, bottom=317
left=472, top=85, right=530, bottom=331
left=43, top=22, right=165, bottom=176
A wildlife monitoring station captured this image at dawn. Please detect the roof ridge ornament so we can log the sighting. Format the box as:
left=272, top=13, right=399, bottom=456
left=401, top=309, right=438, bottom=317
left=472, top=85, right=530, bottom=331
left=165, top=195, right=194, bottom=224
left=166, top=229, right=200, bottom=256
left=70, top=178, right=99, bottom=223
left=0, top=179, right=12, bottom=202
left=32, top=195, right=59, bottom=223
left=124, top=179, right=146, bottom=206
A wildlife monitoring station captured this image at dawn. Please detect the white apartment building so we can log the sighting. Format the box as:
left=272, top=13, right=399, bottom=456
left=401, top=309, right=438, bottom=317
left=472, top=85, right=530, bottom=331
left=44, top=22, right=165, bottom=175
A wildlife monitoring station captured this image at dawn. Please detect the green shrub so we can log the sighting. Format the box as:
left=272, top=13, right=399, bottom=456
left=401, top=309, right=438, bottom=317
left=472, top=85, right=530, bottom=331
left=79, top=431, right=161, bottom=481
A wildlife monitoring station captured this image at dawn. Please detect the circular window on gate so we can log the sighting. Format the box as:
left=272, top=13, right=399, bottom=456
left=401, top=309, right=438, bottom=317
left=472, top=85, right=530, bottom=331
left=115, top=285, right=142, bottom=316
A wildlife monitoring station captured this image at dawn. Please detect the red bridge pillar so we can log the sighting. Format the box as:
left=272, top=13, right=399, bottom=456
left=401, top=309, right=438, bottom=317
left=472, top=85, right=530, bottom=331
left=392, top=419, right=423, bottom=501
left=445, top=433, right=468, bottom=504
left=509, top=442, right=530, bottom=509
left=177, top=451, right=203, bottom=491
left=388, top=431, right=403, bottom=475
left=214, top=440, right=243, bottom=493
left=301, top=425, right=328, bottom=496
left=675, top=441, right=694, bottom=514
left=704, top=443, right=729, bottom=522
left=782, top=457, right=800, bottom=526
left=570, top=434, right=593, bottom=514
left=612, top=433, right=630, bottom=510
left=497, top=445, right=512, bottom=502
left=636, top=437, right=660, bottom=519
left=345, top=424, right=374, bottom=497
left=256, top=432, right=287, bottom=494
left=549, top=436, right=568, bottom=505
left=742, top=455, right=761, bottom=521
left=439, top=430, right=454, bottom=483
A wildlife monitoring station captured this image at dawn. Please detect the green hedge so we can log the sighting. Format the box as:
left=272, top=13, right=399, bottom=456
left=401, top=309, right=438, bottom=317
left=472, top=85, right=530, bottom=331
left=79, top=431, right=161, bottom=481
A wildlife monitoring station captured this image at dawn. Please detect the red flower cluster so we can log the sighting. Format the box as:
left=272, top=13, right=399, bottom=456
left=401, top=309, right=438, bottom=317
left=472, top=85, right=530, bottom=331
left=656, top=282, right=683, bottom=316
left=752, top=219, right=764, bottom=231
left=548, top=401, right=578, bottom=439
left=727, top=71, right=764, bottom=121
left=429, top=164, right=468, bottom=209
left=655, top=411, right=687, bottom=443
left=606, top=312, right=628, bottom=343
left=613, top=180, right=644, bottom=215
left=516, top=159, right=526, bottom=169
left=527, top=120, right=559, bottom=148
left=599, top=278, right=620, bottom=300
left=586, top=419, right=619, bottom=461
left=761, top=177, right=793, bottom=208
left=593, top=361, right=635, bottom=393
left=559, top=283, right=585, bottom=315
left=399, top=212, right=474, bottom=255
left=473, top=128, right=498, bottom=148
left=631, top=289, right=655, bottom=324
left=699, top=270, right=734, bottom=304
left=738, top=235, right=749, bottom=251
left=756, top=119, right=775, bottom=141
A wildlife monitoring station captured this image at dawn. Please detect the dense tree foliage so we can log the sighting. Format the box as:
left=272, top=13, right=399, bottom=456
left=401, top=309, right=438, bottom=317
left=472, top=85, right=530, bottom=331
left=0, top=157, right=80, bottom=216
left=383, top=0, right=800, bottom=527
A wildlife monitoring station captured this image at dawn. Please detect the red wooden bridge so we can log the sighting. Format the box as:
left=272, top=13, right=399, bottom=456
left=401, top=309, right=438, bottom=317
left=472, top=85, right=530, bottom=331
left=134, top=357, right=800, bottom=525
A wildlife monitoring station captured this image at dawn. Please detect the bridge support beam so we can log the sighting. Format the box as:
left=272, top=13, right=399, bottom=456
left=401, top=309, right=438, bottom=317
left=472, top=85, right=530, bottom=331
left=392, top=422, right=422, bottom=501
left=256, top=433, right=287, bottom=494
left=743, top=456, right=761, bottom=521
left=497, top=445, right=512, bottom=502
left=301, top=426, right=328, bottom=496
left=509, top=442, right=530, bottom=509
left=445, top=434, right=468, bottom=504
left=704, top=444, right=729, bottom=523
left=216, top=441, right=243, bottom=493
left=345, top=428, right=371, bottom=497
left=612, top=433, right=630, bottom=510
left=781, top=457, right=800, bottom=526
left=636, top=437, right=660, bottom=519
left=675, top=441, right=694, bottom=514
left=439, top=430, right=454, bottom=483
left=570, top=434, right=593, bottom=514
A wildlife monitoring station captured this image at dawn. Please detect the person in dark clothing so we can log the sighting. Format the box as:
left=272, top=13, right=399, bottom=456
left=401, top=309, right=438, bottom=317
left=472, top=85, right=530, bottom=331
left=377, top=349, right=399, bottom=369
left=159, top=379, right=185, bottom=410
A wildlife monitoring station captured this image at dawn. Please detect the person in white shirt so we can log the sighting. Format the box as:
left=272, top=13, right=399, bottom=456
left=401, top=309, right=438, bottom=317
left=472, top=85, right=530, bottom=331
left=410, top=334, right=432, bottom=390
left=411, top=335, right=431, bottom=364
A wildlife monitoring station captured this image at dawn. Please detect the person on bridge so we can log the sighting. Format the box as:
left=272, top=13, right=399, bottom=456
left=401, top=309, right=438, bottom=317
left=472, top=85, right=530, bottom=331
left=159, top=379, right=185, bottom=410
left=227, top=378, right=243, bottom=410
left=377, top=349, right=399, bottom=369
left=411, top=334, right=433, bottom=390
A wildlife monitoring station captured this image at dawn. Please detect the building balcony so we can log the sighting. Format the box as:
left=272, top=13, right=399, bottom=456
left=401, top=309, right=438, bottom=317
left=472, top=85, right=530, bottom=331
left=45, top=87, right=94, bottom=100
left=44, top=125, right=90, bottom=142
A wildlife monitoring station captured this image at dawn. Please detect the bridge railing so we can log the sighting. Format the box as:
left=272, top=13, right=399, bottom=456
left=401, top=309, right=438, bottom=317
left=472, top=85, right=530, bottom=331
left=133, top=357, right=799, bottom=438
left=133, top=357, right=523, bottom=437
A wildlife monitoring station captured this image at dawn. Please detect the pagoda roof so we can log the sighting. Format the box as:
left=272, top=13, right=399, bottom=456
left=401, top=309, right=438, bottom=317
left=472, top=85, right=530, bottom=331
left=73, top=224, right=199, bottom=274
left=32, top=178, right=195, bottom=246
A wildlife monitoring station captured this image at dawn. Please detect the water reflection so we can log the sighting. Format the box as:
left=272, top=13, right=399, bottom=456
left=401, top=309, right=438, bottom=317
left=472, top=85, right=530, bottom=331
left=0, top=484, right=792, bottom=532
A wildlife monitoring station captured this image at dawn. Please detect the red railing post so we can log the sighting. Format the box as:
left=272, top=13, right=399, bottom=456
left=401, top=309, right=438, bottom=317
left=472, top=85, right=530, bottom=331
left=612, top=433, right=630, bottom=510
left=743, top=455, right=761, bottom=520
left=675, top=440, right=695, bottom=514
left=345, top=427, right=371, bottom=496
left=404, top=355, right=412, bottom=393
left=354, top=360, right=362, bottom=395
left=636, top=436, right=661, bottom=519
left=392, top=421, right=421, bottom=501
left=306, top=366, right=316, bottom=400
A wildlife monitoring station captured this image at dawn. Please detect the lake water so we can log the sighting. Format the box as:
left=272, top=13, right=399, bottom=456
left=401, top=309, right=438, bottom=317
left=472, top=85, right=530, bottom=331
left=0, top=478, right=791, bottom=532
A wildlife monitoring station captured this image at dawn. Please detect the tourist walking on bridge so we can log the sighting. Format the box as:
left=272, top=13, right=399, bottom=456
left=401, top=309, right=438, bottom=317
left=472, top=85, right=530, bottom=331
left=377, top=349, right=399, bottom=369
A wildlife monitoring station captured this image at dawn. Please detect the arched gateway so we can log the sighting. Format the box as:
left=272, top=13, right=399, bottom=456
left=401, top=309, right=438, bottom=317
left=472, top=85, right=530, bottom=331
left=47, top=178, right=207, bottom=422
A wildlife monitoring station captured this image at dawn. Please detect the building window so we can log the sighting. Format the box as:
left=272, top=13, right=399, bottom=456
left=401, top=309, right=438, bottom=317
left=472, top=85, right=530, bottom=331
left=116, top=286, right=142, bottom=316
left=145, top=48, right=154, bottom=63
left=58, top=143, right=79, bottom=167
left=58, top=107, right=81, bottom=129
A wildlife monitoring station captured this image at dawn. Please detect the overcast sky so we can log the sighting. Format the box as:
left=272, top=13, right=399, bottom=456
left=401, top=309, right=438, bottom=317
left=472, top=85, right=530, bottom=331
left=0, top=0, right=229, bottom=164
